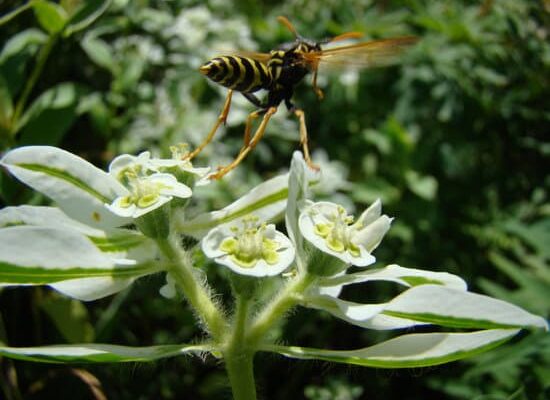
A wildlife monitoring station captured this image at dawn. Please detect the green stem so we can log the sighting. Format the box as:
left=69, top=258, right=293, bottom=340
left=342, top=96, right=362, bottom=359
left=224, top=349, right=257, bottom=400
left=0, top=1, right=35, bottom=26
left=224, top=295, right=256, bottom=400
left=157, top=238, right=226, bottom=340
left=248, top=272, right=316, bottom=346
left=11, top=32, right=59, bottom=133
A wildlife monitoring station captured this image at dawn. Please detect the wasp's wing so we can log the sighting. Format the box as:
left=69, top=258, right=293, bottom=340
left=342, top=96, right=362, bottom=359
left=304, top=36, right=418, bottom=69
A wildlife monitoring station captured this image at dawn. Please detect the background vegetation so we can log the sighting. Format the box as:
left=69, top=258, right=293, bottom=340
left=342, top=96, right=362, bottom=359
left=1, top=0, right=548, bottom=399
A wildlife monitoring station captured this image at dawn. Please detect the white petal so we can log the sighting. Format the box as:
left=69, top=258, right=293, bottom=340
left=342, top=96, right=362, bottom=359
left=161, top=181, right=192, bottom=199
left=131, top=195, right=171, bottom=218
left=108, top=154, right=139, bottom=175
left=159, top=282, right=177, bottom=299
left=105, top=197, right=137, bottom=218
left=351, top=248, right=376, bottom=267
left=355, top=199, right=381, bottom=227
left=201, top=226, right=230, bottom=259
left=353, top=215, right=392, bottom=252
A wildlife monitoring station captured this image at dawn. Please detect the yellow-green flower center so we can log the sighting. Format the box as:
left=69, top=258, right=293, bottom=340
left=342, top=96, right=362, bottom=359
left=219, top=217, right=280, bottom=268
left=119, top=176, right=168, bottom=209
left=313, top=206, right=360, bottom=257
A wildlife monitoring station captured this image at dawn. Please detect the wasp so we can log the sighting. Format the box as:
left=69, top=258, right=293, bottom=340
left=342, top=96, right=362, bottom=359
left=188, top=16, right=417, bottom=179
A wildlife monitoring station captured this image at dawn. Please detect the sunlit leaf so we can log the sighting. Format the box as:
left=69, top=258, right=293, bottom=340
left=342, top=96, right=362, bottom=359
left=263, top=329, right=519, bottom=368
left=384, top=285, right=548, bottom=330
left=1, top=146, right=130, bottom=229
left=319, top=264, right=467, bottom=290
left=0, top=226, right=157, bottom=285
left=0, top=343, right=211, bottom=363
left=33, top=0, right=68, bottom=34
left=179, top=173, right=289, bottom=238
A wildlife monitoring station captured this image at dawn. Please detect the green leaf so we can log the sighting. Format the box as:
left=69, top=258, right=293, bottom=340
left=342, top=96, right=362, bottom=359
left=14, top=82, right=86, bottom=136
left=405, top=170, right=438, bottom=200
left=40, top=295, right=95, bottom=343
left=0, top=146, right=130, bottom=229
left=0, top=343, right=211, bottom=363
left=0, top=1, right=35, bottom=27
left=20, top=101, right=83, bottom=146
left=64, top=0, right=111, bottom=36
left=263, top=329, right=519, bottom=368
left=33, top=0, right=69, bottom=34
left=0, top=29, right=47, bottom=97
left=0, top=74, right=13, bottom=135
left=81, top=34, right=116, bottom=72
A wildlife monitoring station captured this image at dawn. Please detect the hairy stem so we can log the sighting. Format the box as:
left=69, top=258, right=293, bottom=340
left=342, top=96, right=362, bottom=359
left=248, top=272, right=316, bottom=346
left=224, top=295, right=256, bottom=400
left=157, top=238, right=226, bottom=340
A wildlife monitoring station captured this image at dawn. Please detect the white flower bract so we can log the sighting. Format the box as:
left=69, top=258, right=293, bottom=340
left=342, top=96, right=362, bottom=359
left=202, top=216, right=295, bottom=277
left=299, top=200, right=392, bottom=267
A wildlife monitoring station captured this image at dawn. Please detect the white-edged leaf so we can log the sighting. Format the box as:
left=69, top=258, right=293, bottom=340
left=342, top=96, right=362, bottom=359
left=320, top=264, right=467, bottom=291
left=262, top=329, right=519, bottom=368
left=384, top=285, right=548, bottom=330
left=50, top=276, right=135, bottom=301
left=0, top=205, right=102, bottom=235
left=0, top=226, right=158, bottom=285
left=0, top=343, right=211, bottom=364
left=0, top=205, right=157, bottom=263
left=306, top=295, right=427, bottom=330
left=1, top=146, right=130, bottom=228
left=286, top=152, right=320, bottom=272
left=179, top=173, right=289, bottom=238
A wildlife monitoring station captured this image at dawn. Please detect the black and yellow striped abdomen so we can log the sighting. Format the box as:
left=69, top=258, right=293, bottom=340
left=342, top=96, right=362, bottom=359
left=199, top=56, right=271, bottom=93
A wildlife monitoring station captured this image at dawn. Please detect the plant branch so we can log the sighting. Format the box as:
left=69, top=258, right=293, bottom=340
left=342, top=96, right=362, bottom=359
left=11, top=32, right=59, bottom=134
left=224, top=295, right=256, bottom=400
left=248, top=272, right=316, bottom=346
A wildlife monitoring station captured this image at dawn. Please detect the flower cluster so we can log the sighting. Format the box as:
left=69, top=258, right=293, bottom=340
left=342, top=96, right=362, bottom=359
left=106, top=145, right=209, bottom=218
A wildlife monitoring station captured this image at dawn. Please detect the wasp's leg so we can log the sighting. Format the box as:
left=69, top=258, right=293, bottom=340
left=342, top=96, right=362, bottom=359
left=242, top=108, right=265, bottom=147
left=243, top=92, right=265, bottom=108
left=293, top=109, right=319, bottom=171
left=311, top=69, right=324, bottom=100
left=185, top=90, right=233, bottom=161
left=209, top=107, right=277, bottom=180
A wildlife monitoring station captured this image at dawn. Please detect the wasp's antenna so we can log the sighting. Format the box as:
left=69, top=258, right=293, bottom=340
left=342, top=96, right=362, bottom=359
left=277, top=16, right=300, bottom=38
left=326, top=31, right=364, bottom=43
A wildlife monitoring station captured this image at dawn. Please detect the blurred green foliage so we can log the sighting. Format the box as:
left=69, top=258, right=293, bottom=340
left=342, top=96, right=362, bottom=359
left=0, top=0, right=548, bottom=398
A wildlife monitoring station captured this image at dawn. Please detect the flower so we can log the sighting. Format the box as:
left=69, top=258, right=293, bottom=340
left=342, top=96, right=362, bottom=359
left=109, top=145, right=210, bottom=186
left=106, top=172, right=192, bottom=218
left=202, top=215, right=295, bottom=277
left=299, top=200, right=392, bottom=267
